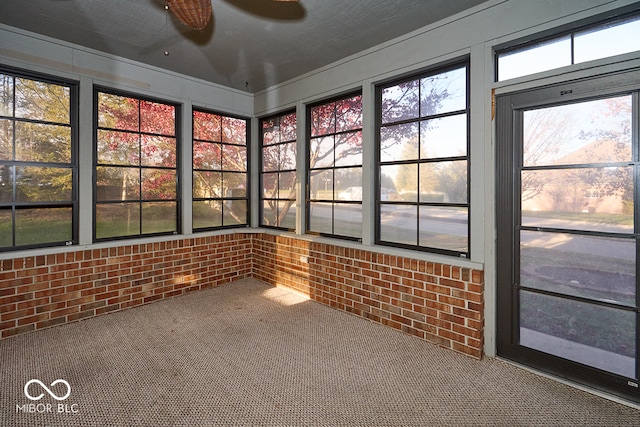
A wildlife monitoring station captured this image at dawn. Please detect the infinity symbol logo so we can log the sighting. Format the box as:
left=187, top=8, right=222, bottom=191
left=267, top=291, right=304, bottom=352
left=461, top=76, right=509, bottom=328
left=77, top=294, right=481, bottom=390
left=24, top=379, right=71, bottom=401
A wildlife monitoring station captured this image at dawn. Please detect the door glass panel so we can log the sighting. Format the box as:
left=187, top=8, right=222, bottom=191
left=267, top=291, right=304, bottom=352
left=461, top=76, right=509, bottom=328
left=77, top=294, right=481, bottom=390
left=521, top=230, right=635, bottom=306
left=517, top=92, right=638, bottom=381
left=520, top=290, right=635, bottom=378
left=521, top=166, right=633, bottom=233
left=523, top=96, right=632, bottom=167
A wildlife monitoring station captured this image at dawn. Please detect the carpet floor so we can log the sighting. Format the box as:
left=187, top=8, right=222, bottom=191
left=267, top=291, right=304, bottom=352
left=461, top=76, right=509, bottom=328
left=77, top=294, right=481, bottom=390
left=1, top=278, right=639, bottom=426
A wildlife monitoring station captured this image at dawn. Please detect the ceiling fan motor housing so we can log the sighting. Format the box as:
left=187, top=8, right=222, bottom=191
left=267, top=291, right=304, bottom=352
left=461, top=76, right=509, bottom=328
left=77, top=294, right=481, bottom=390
left=167, top=0, right=212, bottom=30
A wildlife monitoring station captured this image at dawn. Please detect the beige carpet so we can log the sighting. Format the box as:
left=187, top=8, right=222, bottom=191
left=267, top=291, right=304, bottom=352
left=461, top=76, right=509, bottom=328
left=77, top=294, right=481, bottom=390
left=1, top=278, right=639, bottom=426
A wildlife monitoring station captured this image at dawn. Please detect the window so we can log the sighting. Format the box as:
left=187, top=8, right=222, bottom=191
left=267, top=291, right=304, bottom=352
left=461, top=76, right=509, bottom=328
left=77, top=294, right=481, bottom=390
left=377, top=62, right=469, bottom=256
left=0, top=70, right=77, bottom=251
left=260, top=111, right=297, bottom=230
left=497, top=13, right=640, bottom=81
left=192, top=109, right=248, bottom=230
left=95, top=89, right=179, bottom=240
left=307, top=93, right=363, bottom=240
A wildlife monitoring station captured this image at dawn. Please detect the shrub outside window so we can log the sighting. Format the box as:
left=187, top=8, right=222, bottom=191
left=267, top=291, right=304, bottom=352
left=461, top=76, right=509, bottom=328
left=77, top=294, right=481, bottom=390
left=0, top=70, right=77, bottom=250
left=95, top=89, right=179, bottom=240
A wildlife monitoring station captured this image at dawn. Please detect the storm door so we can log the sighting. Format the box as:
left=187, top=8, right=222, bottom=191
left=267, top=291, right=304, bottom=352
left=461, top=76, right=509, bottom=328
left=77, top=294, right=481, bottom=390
left=496, top=69, right=640, bottom=404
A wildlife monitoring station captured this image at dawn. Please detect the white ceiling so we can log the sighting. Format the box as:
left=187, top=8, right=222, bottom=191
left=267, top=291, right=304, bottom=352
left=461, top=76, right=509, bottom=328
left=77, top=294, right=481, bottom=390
left=0, top=0, right=488, bottom=93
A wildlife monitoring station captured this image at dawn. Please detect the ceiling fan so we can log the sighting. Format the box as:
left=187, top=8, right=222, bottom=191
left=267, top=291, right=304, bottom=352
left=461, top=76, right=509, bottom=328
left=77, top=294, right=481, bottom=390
left=167, top=0, right=299, bottom=31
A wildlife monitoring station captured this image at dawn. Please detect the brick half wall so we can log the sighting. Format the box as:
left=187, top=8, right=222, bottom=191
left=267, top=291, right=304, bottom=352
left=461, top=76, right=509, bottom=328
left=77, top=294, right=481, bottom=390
left=1, top=232, right=484, bottom=358
left=253, top=234, right=484, bottom=358
left=0, top=234, right=253, bottom=339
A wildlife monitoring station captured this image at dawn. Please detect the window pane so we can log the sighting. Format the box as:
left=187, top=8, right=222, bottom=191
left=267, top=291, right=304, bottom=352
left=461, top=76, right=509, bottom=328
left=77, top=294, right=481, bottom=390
left=310, top=136, right=334, bottom=168
left=420, top=115, right=467, bottom=159
left=523, top=97, right=632, bottom=167
left=521, top=167, right=633, bottom=233
left=280, top=113, right=297, bottom=141
left=279, top=200, right=296, bottom=229
left=380, top=204, right=417, bottom=246
left=520, top=290, right=635, bottom=378
left=498, top=36, right=572, bottom=81
left=419, top=206, right=468, bottom=252
left=262, top=145, right=280, bottom=172
left=308, top=202, right=333, bottom=234
left=193, top=171, right=221, bottom=198
left=262, top=200, right=277, bottom=226
left=193, top=111, right=221, bottom=141
left=222, top=172, right=246, bottom=198
left=141, top=202, right=176, bottom=234
left=279, top=171, right=296, bottom=199
left=15, top=78, right=70, bottom=123
left=419, top=161, right=467, bottom=203
left=381, top=80, right=419, bottom=124
left=141, top=135, right=176, bottom=167
left=521, top=230, right=635, bottom=306
left=263, top=172, right=278, bottom=198
left=221, top=116, right=246, bottom=144
left=575, top=16, right=640, bottom=63
left=0, top=165, right=12, bottom=201
left=0, top=119, right=13, bottom=160
left=193, top=142, right=221, bottom=170
left=98, top=93, right=139, bottom=131
left=263, top=200, right=296, bottom=229
left=97, top=130, right=139, bottom=166
left=310, top=169, right=333, bottom=200
left=224, top=200, right=246, bottom=226
left=141, top=168, right=176, bottom=200
left=421, top=66, right=466, bottom=116
left=96, top=166, right=140, bottom=201
left=335, top=95, right=363, bottom=133
left=95, top=203, right=140, bottom=239
left=310, top=103, right=336, bottom=137
left=280, top=142, right=296, bottom=170
left=336, top=168, right=362, bottom=201
left=140, top=100, right=174, bottom=135
left=0, top=75, right=14, bottom=117
left=15, top=122, right=71, bottom=163
left=193, top=200, right=221, bottom=229
left=381, top=164, right=417, bottom=202
left=222, top=144, right=247, bottom=171
left=262, top=126, right=277, bottom=146
left=335, top=131, right=362, bottom=167
left=334, top=203, right=362, bottom=238
left=380, top=123, right=418, bottom=162
left=15, top=166, right=72, bottom=202
left=15, top=207, right=71, bottom=246
left=0, top=209, right=11, bottom=247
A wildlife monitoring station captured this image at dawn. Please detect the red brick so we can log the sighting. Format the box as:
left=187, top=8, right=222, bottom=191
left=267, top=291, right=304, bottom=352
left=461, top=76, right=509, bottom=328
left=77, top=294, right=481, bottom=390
left=2, top=324, right=34, bottom=338
left=18, top=313, right=49, bottom=326
left=1, top=308, right=34, bottom=321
